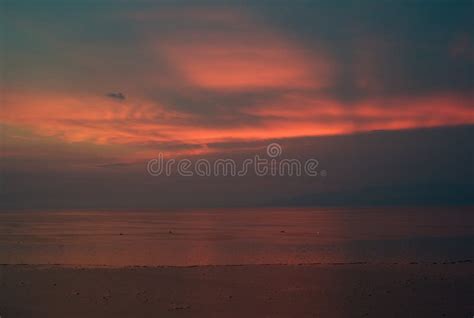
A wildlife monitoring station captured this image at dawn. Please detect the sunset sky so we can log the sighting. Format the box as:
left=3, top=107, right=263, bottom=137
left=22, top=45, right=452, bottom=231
left=1, top=1, right=473, bottom=209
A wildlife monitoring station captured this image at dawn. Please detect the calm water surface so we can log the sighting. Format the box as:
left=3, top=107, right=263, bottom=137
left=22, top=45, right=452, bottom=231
left=0, top=207, right=472, bottom=266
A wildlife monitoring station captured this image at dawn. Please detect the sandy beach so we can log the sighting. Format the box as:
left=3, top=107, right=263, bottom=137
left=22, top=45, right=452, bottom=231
left=1, top=262, right=472, bottom=318
left=1, top=209, right=472, bottom=317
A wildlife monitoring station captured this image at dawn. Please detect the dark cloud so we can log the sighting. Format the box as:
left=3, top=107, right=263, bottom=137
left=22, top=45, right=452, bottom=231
left=2, top=125, right=472, bottom=209
left=106, top=92, right=126, bottom=101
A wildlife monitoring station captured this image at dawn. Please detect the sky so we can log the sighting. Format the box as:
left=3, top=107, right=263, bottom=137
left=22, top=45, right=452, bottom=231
left=1, top=0, right=473, bottom=209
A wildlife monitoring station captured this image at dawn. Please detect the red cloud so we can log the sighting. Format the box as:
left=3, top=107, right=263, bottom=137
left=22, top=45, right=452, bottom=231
left=2, top=8, right=473, bottom=160
left=148, top=8, right=333, bottom=91
left=160, top=39, right=331, bottom=91
left=3, top=89, right=472, bottom=160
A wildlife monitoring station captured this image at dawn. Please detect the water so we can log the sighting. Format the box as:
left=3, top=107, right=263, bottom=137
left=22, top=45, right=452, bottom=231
left=0, top=207, right=472, bottom=266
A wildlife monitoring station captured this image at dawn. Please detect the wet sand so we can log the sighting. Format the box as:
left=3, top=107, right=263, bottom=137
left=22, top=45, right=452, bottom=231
left=1, top=262, right=472, bottom=318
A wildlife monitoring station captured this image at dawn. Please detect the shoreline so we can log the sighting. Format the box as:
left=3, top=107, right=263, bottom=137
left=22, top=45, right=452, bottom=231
left=0, top=259, right=471, bottom=269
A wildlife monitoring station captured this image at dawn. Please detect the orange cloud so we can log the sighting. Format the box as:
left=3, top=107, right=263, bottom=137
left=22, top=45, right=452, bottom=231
left=160, top=39, right=331, bottom=91
left=1, top=91, right=194, bottom=145
left=2, top=5, right=473, bottom=160
left=148, top=8, right=333, bottom=91
left=3, top=90, right=472, bottom=159
left=0, top=86, right=472, bottom=167
left=242, top=93, right=474, bottom=136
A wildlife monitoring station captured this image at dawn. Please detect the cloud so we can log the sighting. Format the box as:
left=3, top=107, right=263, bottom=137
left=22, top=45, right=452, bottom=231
left=142, top=7, right=333, bottom=91
left=2, top=88, right=473, bottom=163
left=1, top=2, right=473, bottom=209
left=160, top=39, right=331, bottom=91
left=1, top=4, right=473, bottom=163
left=2, top=125, right=473, bottom=209
left=106, top=92, right=126, bottom=101
left=242, top=93, right=474, bottom=135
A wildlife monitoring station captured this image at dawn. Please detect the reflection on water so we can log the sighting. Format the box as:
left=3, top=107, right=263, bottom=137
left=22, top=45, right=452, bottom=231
left=0, top=207, right=472, bottom=266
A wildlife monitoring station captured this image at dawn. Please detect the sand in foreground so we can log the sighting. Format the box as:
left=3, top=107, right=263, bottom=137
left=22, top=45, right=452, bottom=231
left=0, top=263, right=472, bottom=318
